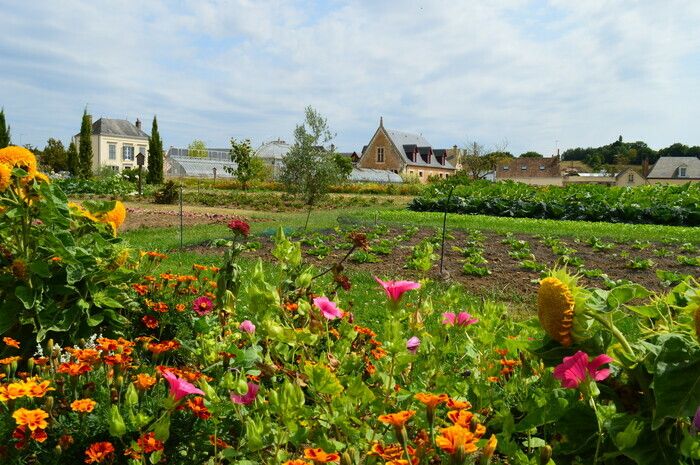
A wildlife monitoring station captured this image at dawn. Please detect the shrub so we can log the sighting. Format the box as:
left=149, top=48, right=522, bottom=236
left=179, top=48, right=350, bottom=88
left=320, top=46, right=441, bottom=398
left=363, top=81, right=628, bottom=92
left=154, top=180, right=179, bottom=204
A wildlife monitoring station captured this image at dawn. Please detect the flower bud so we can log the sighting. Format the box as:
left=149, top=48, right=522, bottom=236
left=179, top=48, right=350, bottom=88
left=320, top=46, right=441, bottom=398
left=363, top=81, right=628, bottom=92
left=340, top=451, right=354, bottom=465
left=539, top=445, right=552, bottom=465
left=108, top=405, right=126, bottom=437
left=44, top=396, right=54, bottom=412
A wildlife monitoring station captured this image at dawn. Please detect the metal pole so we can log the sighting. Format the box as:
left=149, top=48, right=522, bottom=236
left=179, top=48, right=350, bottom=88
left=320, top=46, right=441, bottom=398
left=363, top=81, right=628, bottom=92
left=179, top=183, right=184, bottom=250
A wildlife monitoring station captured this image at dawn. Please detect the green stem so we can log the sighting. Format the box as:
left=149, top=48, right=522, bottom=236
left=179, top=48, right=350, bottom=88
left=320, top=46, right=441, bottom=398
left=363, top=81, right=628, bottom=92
left=384, top=353, right=396, bottom=405
left=589, top=396, right=604, bottom=465
left=588, top=311, right=635, bottom=356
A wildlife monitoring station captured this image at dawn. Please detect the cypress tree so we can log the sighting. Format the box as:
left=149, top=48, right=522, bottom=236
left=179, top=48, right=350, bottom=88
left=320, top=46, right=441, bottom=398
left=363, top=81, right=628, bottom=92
left=67, top=141, right=79, bottom=176
left=0, top=108, right=11, bottom=148
left=147, top=116, right=164, bottom=184
left=78, top=108, right=93, bottom=178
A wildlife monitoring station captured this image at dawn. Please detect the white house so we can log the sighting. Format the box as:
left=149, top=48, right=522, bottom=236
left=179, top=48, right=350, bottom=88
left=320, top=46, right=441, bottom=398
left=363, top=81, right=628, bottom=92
left=73, top=118, right=150, bottom=173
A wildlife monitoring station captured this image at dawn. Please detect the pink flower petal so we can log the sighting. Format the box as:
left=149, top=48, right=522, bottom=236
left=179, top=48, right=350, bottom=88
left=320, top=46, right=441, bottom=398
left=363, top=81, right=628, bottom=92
left=442, top=312, right=456, bottom=325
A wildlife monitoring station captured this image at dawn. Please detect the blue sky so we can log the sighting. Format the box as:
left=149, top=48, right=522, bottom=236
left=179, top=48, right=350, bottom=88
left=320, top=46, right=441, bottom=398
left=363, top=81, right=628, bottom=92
left=1, top=0, right=699, bottom=155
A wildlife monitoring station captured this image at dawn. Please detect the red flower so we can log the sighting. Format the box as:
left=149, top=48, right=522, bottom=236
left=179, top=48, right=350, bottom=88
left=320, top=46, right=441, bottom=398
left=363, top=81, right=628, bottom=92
left=227, top=219, right=250, bottom=237
left=137, top=432, right=164, bottom=453
left=192, top=296, right=213, bottom=316
left=141, top=315, right=159, bottom=329
left=85, top=442, right=115, bottom=463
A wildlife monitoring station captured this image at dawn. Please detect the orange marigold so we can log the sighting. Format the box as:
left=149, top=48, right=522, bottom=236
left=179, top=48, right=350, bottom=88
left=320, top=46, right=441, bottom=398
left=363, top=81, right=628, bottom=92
left=378, top=410, right=416, bottom=428
left=415, top=393, right=448, bottom=409
left=3, top=337, right=20, bottom=348
left=435, top=424, right=479, bottom=455
left=282, top=461, right=312, bottom=465
left=137, top=432, right=164, bottom=453
left=133, top=373, right=157, bottom=390
left=71, top=398, right=97, bottom=413
left=303, top=448, right=340, bottom=463
left=85, top=441, right=115, bottom=463
left=57, top=362, right=92, bottom=376
left=0, top=355, right=21, bottom=365
left=12, top=408, right=49, bottom=431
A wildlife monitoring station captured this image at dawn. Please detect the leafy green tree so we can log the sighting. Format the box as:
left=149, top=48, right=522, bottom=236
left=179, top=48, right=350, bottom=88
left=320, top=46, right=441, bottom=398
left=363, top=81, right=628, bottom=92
left=147, top=116, right=164, bottom=184
left=0, top=108, right=10, bottom=148
left=188, top=139, right=208, bottom=158
left=226, top=138, right=266, bottom=190
left=66, top=141, right=79, bottom=175
left=333, top=153, right=353, bottom=178
left=520, top=151, right=543, bottom=158
left=78, top=109, right=93, bottom=178
left=280, top=106, right=349, bottom=229
left=658, top=143, right=689, bottom=158
left=41, top=138, right=67, bottom=172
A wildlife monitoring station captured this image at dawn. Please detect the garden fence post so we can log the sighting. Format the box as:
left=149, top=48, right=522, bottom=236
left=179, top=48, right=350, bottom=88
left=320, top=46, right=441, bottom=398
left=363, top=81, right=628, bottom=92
left=179, top=183, right=184, bottom=250
left=439, top=185, right=455, bottom=275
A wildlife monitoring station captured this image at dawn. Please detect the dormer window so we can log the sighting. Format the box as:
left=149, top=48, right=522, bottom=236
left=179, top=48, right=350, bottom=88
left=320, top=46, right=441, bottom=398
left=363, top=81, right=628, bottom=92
left=539, top=165, right=545, bottom=171
left=502, top=166, right=510, bottom=171
left=521, top=165, right=528, bottom=171
left=679, top=166, right=687, bottom=177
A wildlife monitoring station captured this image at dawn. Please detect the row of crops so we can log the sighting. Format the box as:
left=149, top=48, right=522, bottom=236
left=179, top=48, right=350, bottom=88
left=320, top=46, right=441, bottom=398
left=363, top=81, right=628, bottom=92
left=409, top=180, right=700, bottom=226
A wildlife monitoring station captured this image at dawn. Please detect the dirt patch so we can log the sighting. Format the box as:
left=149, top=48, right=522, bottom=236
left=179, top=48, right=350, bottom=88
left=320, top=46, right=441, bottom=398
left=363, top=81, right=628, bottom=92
left=121, top=205, right=269, bottom=231
left=186, top=226, right=699, bottom=295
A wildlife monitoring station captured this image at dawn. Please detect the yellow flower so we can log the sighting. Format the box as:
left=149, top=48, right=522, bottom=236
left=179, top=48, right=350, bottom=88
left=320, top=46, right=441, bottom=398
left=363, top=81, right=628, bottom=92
left=0, top=163, right=11, bottom=191
left=0, top=146, right=37, bottom=177
left=100, top=201, right=126, bottom=234
left=12, top=408, right=49, bottom=431
left=482, top=434, right=498, bottom=461
left=68, top=202, right=100, bottom=223
left=538, top=271, right=582, bottom=347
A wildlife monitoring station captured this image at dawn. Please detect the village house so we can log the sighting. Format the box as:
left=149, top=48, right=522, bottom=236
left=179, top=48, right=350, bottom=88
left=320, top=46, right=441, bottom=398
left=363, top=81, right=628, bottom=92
left=73, top=118, right=150, bottom=173
left=496, top=156, right=562, bottom=185
left=646, top=156, right=700, bottom=184
left=357, top=118, right=456, bottom=182
left=563, top=168, right=646, bottom=187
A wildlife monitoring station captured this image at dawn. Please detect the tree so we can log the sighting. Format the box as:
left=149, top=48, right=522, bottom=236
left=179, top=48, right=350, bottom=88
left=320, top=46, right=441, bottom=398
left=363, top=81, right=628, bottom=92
left=41, top=138, right=67, bottom=172
left=66, top=141, right=79, bottom=175
left=0, top=108, right=10, bottom=148
left=520, top=151, right=543, bottom=158
left=658, top=143, right=689, bottom=158
left=459, top=142, right=509, bottom=179
left=78, top=108, right=93, bottom=178
left=147, top=116, right=164, bottom=184
left=188, top=140, right=208, bottom=158
left=230, top=138, right=262, bottom=190
left=280, top=106, right=349, bottom=229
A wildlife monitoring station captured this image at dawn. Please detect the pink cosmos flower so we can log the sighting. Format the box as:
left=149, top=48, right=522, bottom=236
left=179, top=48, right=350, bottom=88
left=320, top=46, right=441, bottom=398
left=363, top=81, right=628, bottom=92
left=312, top=296, right=344, bottom=320
left=162, top=370, right=205, bottom=401
left=231, top=382, right=259, bottom=405
left=442, top=311, right=479, bottom=327
left=239, top=320, right=256, bottom=334
left=374, top=277, right=421, bottom=303
left=553, top=351, right=613, bottom=389
left=192, top=296, right=214, bottom=316
left=406, top=336, right=421, bottom=354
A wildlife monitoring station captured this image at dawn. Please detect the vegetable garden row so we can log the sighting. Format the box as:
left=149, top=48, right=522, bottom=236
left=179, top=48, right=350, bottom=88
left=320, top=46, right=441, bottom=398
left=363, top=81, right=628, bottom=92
left=409, top=180, right=700, bottom=226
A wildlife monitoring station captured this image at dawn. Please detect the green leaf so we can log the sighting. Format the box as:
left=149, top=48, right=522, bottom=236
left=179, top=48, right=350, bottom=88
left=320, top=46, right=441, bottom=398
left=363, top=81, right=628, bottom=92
left=303, top=363, right=344, bottom=397
left=15, top=286, right=36, bottom=309
left=651, top=334, right=700, bottom=430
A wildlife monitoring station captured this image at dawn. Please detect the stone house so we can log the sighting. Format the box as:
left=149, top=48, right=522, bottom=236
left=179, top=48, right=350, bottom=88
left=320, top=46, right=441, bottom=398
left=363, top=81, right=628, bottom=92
left=496, top=156, right=562, bottom=185
left=73, top=118, right=150, bottom=173
left=647, top=156, right=700, bottom=184
left=358, top=118, right=456, bottom=182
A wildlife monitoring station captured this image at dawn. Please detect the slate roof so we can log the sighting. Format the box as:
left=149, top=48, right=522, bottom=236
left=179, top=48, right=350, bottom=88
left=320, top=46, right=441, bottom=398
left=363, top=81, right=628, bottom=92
left=90, top=118, right=149, bottom=139
left=647, top=156, right=700, bottom=179
left=384, top=128, right=455, bottom=169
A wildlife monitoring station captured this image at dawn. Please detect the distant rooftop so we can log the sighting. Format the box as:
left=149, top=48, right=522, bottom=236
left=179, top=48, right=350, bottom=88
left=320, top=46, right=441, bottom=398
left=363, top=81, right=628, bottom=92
left=76, top=118, right=150, bottom=139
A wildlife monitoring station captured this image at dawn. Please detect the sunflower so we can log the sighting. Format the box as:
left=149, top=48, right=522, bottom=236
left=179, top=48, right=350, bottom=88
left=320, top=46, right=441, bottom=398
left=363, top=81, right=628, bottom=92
left=0, top=146, right=37, bottom=177
left=537, top=269, right=589, bottom=347
left=0, top=163, right=11, bottom=191
left=101, top=200, right=127, bottom=233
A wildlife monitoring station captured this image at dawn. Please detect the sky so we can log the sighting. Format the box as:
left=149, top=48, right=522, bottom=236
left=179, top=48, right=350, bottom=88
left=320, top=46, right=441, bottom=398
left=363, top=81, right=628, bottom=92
left=1, top=0, right=699, bottom=156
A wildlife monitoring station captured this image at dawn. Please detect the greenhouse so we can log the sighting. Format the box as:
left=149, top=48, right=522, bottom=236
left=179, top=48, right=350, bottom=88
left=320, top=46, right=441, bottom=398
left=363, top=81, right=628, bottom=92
left=166, top=147, right=237, bottom=178
left=348, top=167, right=403, bottom=183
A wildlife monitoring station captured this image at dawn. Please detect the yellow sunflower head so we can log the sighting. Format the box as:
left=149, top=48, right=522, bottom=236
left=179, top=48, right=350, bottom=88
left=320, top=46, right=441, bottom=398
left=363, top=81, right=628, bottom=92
left=0, top=146, right=37, bottom=177
left=100, top=201, right=127, bottom=234
left=537, top=268, right=589, bottom=346
left=0, top=163, right=11, bottom=191
left=68, top=202, right=100, bottom=223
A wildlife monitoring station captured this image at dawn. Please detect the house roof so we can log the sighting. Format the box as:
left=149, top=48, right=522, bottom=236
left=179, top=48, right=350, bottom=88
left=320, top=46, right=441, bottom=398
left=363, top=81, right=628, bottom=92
left=647, top=156, right=700, bottom=179
left=498, top=156, right=560, bottom=178
left=384, top=128, right=454, bottom=169
left=89, top=118, right=150, bottom=139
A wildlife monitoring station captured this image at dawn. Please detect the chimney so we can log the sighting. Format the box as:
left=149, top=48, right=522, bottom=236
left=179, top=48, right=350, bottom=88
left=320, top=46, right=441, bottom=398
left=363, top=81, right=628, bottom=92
left=642, top=158, right=649, bottom=177
left=135, top=118, right=141, bottom=130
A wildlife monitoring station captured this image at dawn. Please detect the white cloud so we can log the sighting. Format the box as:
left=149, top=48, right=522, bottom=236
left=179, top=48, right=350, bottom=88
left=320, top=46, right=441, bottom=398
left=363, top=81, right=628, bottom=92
left=0, top=0, right=698, bottom=155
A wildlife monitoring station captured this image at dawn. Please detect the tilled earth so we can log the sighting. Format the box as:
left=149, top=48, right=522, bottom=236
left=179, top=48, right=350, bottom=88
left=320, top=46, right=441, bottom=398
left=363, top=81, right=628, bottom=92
left=192, top=226, right=699, bottom=295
